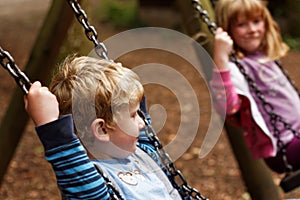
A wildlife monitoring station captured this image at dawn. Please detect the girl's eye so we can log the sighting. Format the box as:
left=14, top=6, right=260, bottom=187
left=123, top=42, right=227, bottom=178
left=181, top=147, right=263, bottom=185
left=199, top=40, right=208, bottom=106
left=235, top=20, right=246, bottom=27
left=253, top=18, right=262, bottom=24
left=237, top=23, right=246, bottom=27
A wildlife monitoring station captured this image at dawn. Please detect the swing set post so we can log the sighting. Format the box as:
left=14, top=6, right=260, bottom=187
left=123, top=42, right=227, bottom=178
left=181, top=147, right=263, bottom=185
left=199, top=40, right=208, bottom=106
left=0, top=0, right=79, bottom=185
left=176, top=0, right=281, bottom=199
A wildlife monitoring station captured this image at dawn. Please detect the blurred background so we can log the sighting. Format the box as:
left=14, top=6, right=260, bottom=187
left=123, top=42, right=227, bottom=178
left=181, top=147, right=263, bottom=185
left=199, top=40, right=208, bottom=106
left=0, top=0, right=300, bottom=199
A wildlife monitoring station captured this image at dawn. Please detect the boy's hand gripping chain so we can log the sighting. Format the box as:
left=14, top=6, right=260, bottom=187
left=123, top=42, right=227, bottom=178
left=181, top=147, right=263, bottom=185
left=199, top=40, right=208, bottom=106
left=0, top=47, right=31, bottom=94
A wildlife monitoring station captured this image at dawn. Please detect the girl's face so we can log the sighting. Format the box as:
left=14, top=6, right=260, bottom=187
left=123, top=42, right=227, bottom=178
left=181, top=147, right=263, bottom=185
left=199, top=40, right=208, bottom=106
left=109, top=103, right=145, bottom=154
left=230, top=13, right=266, bottom=54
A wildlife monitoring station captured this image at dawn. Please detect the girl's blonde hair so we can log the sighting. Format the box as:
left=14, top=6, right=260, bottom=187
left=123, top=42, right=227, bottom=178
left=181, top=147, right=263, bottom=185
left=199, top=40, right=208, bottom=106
left=50, top=56, right=144, bottom=132
left=215, top=0, right=289, bottom=60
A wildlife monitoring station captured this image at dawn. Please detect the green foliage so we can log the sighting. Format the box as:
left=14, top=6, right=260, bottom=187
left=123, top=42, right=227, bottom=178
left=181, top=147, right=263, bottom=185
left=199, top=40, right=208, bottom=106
left=94, top=0, right=141, bottom=28
left=284, top=35, right=300, bottom=50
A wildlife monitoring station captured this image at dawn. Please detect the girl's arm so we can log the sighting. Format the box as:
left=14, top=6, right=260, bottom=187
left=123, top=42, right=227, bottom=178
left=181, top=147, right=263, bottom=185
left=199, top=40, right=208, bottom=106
left=210, top=69, right=242, bottom=115
left=210, top=28, right=241, bottom=115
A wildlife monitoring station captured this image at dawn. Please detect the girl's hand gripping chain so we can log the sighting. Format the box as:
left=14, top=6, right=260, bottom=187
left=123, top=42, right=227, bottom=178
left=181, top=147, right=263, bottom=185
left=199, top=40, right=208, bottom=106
left=213, top=28, right=234, bottom=71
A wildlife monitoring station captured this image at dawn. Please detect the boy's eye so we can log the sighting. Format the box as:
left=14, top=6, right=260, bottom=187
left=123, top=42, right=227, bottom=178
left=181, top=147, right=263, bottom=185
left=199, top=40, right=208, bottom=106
left=131, top=112, right=137, bottom=118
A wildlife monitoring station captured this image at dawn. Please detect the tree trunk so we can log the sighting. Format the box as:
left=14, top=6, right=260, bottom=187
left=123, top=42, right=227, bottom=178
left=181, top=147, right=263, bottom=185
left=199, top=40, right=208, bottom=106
left=0, top=0, right=78, bottom=185
left=176, top=0, right=281, bottom=199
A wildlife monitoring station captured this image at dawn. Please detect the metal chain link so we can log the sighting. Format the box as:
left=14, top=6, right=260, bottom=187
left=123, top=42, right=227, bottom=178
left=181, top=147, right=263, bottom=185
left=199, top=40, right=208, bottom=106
left=192, top=0, right=299, bottom=173
left=192, top=0, right=217, bottom=35
left=0, top=47, right=31, bottom=94
left=67, top=0, right=109, bottom=60
left=93, top=162, right=125, bottom=200
left=139, top=110, right=208, bottom=200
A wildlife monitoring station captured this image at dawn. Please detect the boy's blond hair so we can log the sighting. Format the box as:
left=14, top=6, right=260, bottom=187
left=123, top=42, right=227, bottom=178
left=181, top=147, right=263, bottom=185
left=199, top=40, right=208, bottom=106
left=50, top=56, right=144, bottom=132
left=215, top=0, right=289, bottom=60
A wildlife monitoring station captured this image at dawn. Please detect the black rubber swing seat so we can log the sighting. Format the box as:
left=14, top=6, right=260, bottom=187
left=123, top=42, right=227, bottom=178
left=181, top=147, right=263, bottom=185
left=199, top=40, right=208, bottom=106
left=280, top=169, right=300, bottom=192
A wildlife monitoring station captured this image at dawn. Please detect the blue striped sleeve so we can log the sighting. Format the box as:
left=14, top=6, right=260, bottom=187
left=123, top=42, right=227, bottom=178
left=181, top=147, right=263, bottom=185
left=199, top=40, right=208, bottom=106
left=36, top=115, right=110, bottom=200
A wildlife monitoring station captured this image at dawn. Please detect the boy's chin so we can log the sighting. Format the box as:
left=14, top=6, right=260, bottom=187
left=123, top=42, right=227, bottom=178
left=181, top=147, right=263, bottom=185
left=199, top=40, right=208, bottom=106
left=88, top=141, right=136, bottom=159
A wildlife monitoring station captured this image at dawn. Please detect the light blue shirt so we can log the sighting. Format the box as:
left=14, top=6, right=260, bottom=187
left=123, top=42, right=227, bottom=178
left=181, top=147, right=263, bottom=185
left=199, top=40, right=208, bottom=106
left=95, top=148, right=181, bottom=200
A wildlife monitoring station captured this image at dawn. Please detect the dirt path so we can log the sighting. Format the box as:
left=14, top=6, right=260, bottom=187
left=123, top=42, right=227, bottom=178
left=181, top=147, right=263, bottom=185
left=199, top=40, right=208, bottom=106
left=1, top=1, right=300, bottom=199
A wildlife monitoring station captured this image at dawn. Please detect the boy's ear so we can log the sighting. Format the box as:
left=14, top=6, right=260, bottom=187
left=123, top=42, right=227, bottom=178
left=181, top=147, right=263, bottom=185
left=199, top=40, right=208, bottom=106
left=91, top=118, right=109, bottom=142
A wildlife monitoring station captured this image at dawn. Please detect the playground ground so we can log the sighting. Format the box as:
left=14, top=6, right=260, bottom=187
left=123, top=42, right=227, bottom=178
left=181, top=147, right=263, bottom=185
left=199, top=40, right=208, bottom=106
left=1, top=0, right=300, bottom=199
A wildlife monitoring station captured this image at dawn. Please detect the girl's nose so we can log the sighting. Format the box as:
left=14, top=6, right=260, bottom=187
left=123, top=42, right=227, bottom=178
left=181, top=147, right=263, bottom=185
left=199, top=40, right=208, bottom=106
left=248, top=22, right=257, bottom=32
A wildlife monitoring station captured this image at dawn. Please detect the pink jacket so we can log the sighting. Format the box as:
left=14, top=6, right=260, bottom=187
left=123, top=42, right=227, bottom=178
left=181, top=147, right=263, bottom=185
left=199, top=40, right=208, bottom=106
left=210, top=62, right=277, bottom=159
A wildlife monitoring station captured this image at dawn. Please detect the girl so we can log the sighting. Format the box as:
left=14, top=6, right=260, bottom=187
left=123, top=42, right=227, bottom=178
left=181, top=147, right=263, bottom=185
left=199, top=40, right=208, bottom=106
left=210, top=0, right=300, bottom=174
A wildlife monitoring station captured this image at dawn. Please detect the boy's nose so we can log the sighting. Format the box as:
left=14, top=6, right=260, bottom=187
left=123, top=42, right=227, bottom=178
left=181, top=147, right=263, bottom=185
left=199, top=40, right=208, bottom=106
left=138, top=116, right=145, bottom=130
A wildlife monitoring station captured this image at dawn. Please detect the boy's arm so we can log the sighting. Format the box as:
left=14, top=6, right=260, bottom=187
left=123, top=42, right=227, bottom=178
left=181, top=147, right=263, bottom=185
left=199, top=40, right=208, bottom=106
left=36, top=115, right=110, bottom=199
left=25, top=81, right=110, bottom=199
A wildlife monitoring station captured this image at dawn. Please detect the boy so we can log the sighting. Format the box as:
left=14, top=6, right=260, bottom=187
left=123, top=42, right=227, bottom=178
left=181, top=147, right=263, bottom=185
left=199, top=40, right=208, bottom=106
left=24, top=56, right=181, bottom=199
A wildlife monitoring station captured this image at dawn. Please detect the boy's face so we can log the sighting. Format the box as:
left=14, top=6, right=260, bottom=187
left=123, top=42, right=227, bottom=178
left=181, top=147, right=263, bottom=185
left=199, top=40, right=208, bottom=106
left=108, top=103, right=145, bottom=154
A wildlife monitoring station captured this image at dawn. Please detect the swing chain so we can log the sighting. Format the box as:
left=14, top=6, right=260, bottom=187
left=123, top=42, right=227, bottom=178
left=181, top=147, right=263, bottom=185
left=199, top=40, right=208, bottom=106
left=142, top=115, right=208, bottom=200
left=0, top=47, right=31, bottom=94
left=67, top=0, right=109, bottom=60
left=93, top=163, right=125, bottom=200
left=192, top=0, right=217, bottom=35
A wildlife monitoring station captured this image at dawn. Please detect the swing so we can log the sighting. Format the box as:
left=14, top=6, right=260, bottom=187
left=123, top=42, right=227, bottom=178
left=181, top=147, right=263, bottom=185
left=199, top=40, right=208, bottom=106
left=191, top=0, right=300, bottom=193
left=1, top=1, right=208, bottom=199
